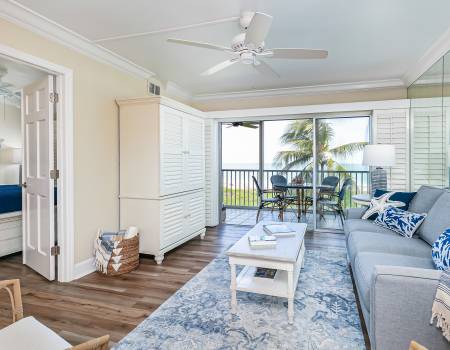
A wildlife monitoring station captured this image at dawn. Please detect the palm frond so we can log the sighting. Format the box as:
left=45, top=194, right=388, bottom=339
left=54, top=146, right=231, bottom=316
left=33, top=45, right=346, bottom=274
left=329, top=142, right=367, bottom=158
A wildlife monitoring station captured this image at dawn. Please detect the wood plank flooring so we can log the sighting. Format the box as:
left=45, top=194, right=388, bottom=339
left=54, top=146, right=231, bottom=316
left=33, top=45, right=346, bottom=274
left=0, top=224, right=369, bottom=348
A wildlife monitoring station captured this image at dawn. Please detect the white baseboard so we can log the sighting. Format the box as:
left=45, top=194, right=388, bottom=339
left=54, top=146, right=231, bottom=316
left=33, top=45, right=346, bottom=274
left=73, top=257, right=95, bottom=280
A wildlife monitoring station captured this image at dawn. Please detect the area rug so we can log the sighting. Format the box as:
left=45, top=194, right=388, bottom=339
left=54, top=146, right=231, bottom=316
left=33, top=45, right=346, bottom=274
left=114, top=250, right=365, bottom=350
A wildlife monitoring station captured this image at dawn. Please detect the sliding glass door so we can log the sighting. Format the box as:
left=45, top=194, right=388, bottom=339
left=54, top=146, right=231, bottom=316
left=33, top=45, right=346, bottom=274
left=314, top=117, right=370, bottom=230
left=219, top=116, right=370, bottom=230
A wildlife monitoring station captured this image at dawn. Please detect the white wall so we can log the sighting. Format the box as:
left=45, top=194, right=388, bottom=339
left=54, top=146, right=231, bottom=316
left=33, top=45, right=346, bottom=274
left=0, top=101, right=21, bottom=184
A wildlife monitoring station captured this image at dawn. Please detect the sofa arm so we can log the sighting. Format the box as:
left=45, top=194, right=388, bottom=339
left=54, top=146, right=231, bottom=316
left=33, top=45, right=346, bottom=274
left=370, top=266, right=446, bottom=350
left=345, top=207, right=366, bottom=219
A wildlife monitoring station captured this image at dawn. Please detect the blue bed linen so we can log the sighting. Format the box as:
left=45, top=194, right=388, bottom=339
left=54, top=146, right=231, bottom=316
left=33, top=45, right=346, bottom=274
left=0, top=185, right=22, bottom=214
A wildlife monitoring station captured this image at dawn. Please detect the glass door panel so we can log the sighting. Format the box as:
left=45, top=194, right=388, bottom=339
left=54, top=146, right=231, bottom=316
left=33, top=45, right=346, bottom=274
left=263, top=119, right=314, bottom=228
left=314, top=117, right=370, bottom=230
left=220, top=122, right=260, bottom=225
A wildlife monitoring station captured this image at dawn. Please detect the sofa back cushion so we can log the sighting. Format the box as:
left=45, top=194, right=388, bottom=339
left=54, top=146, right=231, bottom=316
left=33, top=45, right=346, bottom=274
left=408, top=185, right=444, bottom=214
left=418, top=191, right=450, bottom=245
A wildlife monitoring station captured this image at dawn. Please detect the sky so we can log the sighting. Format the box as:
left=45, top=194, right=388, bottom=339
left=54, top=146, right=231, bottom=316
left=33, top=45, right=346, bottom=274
left=222, top=116, right=370, bottom=169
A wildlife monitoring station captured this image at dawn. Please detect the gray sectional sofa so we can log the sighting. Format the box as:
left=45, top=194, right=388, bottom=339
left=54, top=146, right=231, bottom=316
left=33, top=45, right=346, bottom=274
left=344, top=185, right=450, bottom=350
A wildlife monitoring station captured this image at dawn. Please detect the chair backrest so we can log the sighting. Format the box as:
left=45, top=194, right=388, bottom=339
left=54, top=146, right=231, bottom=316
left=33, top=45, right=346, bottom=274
left=0, top=279, right=23, bottom=323
left=270, top=175, right=287, bottom=190
left=252, top=175, right=262, bottom=197
left=338, top=178, right=353, bottom=201
left=71, top=335, right=110, bottom=350
left=321, top=176, right=339, bottom=189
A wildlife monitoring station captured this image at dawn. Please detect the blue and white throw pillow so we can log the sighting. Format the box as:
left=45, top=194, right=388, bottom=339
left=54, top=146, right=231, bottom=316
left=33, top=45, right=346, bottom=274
left=362, top=191, right=407, bottom=220
left=432, top=229, right=450, bottom=270
left=374, top=207, right=427, bottom=238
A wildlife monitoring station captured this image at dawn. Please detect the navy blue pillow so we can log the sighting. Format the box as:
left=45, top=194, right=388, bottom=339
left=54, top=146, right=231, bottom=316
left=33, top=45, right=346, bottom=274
left=373, top=189, right=416, bottom=211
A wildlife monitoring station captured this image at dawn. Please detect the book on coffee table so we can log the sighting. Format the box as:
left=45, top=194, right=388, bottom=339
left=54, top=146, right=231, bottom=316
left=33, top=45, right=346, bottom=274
left=248, top=234, right=277, bottom=248
left=263, top=224, right=296, bottom=237
left=254, top=267, right=277, bottom=279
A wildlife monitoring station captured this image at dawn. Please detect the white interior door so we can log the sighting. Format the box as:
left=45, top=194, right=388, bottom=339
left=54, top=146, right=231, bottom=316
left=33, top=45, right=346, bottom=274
left=22, top=75, right=56, bottom=281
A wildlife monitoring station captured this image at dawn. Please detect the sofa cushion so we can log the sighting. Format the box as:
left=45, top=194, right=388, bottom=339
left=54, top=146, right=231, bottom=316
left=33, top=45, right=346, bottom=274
left=347, top=230, right=431, bottom=266
left=374, top=207, right=427, bottom=238
left=353, top=252, right=435, bottom=311
left=344, top=219, right=397, bottom=239
left=432, top=229, right=450, bottom=270
left=408, top=185, right=444, bottom=214
left=418, top=191, right=450, bottom=245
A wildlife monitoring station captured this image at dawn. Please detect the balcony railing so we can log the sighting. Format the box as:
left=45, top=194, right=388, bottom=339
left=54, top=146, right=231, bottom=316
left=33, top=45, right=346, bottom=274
left=222, top=169, right=370, bottom=209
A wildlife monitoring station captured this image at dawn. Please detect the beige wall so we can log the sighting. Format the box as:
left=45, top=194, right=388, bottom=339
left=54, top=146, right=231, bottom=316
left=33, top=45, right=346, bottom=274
left=0, top=18, right=149, bottom=263
left=192, top=86, right=407, bottom=111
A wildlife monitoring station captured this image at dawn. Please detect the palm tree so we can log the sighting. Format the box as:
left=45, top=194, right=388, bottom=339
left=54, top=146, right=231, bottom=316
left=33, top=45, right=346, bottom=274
left=273, top=119, right=367, bottom=174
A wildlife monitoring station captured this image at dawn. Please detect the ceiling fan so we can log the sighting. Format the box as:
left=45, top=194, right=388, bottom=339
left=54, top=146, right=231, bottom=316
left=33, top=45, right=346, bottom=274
left=167, top=11, right=328, bottom=77
left=224, top=121, right=259, bottom=129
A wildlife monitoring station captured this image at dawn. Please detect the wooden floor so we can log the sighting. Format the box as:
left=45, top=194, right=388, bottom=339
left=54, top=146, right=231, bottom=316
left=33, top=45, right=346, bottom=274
left=0, top=224, right=369, bottom=348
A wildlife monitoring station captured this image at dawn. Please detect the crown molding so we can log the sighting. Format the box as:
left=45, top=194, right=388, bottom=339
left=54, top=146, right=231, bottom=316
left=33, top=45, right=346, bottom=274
left=402, top=26, right=450, bottom=87
left=0, top=0, right=154, bottom=79
left=192, top=79, right=405, bottom=102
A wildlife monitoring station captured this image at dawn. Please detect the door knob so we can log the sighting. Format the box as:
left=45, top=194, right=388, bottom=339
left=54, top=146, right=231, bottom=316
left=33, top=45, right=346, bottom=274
left=21, top=182, right=27, bottom=188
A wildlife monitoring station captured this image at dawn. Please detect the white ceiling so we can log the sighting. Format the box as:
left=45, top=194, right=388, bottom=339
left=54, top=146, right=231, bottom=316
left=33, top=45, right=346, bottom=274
left=13, top=0, right=450, bottom=95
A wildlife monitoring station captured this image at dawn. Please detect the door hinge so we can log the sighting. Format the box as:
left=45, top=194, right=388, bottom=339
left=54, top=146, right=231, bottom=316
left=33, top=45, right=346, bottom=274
left=50, top=169, right=60, bottom=180
left=51, top=246, right=60, bottom=256
left=49, top=92, right=59, bottom=104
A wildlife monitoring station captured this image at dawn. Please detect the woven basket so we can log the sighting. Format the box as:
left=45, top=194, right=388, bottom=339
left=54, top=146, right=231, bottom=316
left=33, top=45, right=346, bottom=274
left=105, top=234, right=139, bottom=276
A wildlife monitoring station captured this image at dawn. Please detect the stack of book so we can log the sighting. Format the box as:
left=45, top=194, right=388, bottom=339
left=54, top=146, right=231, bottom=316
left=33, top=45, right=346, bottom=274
left=263, top=224, right=296, bottom=237
left=248, top=234, right=277, bottom=248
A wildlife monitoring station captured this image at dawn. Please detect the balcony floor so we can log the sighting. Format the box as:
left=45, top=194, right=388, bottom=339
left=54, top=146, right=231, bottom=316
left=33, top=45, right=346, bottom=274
left=222, top=208, right=343, bottom=231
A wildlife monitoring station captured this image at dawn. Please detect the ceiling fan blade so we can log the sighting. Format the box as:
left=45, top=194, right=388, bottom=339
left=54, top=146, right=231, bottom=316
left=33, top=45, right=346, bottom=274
left=245, top=12, right=273, bottom=49
left=253, top=60, right=280, bottom=78
left=201, top=58, right=239, bottom=76
left=266, top=48, right=328, bottom=59
left=167, top=38, right=232, bottom=52
left=241, top=122, right=258, bottom=129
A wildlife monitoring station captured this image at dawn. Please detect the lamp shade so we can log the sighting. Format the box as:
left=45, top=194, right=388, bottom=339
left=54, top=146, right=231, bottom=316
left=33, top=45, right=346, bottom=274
left=3, top=147, right=22, bottom=164
left=362, top=144, right=395, bottom=167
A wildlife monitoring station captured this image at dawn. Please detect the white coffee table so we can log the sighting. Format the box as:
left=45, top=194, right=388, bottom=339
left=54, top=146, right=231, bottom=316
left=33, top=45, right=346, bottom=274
left=226, top=221, right=307, bottom=324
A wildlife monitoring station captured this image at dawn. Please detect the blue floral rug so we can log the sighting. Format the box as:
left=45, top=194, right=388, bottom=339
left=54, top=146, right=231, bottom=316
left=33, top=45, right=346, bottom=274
left=114, top=250, right=365, bottom=350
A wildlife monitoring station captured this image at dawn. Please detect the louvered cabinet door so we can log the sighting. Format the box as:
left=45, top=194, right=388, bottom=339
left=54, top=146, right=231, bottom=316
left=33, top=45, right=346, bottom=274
left=184, top=191, right=206, bottom=235
left=159, top=197, right=185, bottom=249
left=183, top=117, right=205, bottom=192
left=160, top=106, right=184, bottom=196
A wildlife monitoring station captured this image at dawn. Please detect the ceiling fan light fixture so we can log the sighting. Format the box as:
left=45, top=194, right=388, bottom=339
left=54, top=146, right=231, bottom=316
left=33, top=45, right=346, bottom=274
left=240, top=52, right=254, bottom=65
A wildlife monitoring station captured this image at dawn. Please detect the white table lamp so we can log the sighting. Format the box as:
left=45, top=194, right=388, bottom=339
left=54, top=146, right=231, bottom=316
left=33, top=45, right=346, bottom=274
left=362, top=144, right=395, bottom=193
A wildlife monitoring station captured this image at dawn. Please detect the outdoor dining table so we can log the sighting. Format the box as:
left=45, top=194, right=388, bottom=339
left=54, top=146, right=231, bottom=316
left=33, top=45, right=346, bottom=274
left=276, top=183, right=335, bottom=221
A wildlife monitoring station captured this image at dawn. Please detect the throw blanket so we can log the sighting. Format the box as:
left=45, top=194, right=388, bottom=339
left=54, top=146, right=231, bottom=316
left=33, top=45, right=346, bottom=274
left=431, top=270, right=450, bottom=341
left=94, top=230, right=125, bottom=273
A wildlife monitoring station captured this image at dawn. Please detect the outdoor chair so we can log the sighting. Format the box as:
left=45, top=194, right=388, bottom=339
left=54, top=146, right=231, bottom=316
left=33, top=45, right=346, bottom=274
left=270, top=174, right=298, bottom=207
left=0, top=279, right=110, bottom=349
left=317, top=177, right=353, bottom=227
left=304, top=175, right=340, bottom=212
left=252, top=176, right=283, bottom=222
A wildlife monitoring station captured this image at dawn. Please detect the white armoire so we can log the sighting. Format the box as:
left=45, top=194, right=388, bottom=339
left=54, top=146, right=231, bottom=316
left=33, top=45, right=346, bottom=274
left=117, top=96, right=206, bottom=264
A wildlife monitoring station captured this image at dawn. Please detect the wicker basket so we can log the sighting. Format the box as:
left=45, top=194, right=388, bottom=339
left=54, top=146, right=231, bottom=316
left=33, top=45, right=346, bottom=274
left=105, top=234, right=139, bottom=276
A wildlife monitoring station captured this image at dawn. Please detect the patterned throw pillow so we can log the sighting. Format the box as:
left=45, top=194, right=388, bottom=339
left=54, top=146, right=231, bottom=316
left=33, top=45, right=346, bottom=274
left=361, top=192, right=406, bottom=220
left=373, top=189, right=416, bottom=211
left=432, top=229, right=450, bottom=270
left=374, top=207, right=427, bottom=238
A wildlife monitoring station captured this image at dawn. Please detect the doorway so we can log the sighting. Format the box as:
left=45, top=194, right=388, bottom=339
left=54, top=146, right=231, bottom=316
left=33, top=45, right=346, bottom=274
left=0, top=45, right=74, bottom=282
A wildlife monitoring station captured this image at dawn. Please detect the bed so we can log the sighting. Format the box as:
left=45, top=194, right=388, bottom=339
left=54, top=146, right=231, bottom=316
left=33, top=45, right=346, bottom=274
left=0, top=185, right=22, bottom=257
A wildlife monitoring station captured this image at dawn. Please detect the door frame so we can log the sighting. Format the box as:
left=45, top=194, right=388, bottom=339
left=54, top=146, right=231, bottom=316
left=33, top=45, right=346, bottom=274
left=0, top=43, right=74, bottom=282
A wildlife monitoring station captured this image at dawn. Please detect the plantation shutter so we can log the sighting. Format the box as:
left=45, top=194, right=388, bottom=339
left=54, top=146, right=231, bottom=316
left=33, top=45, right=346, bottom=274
left=372, top=109, right=410, bottom=191
left=204, top=119, right=219, bottom=226
left=410, top=107, right=448, bottom=190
